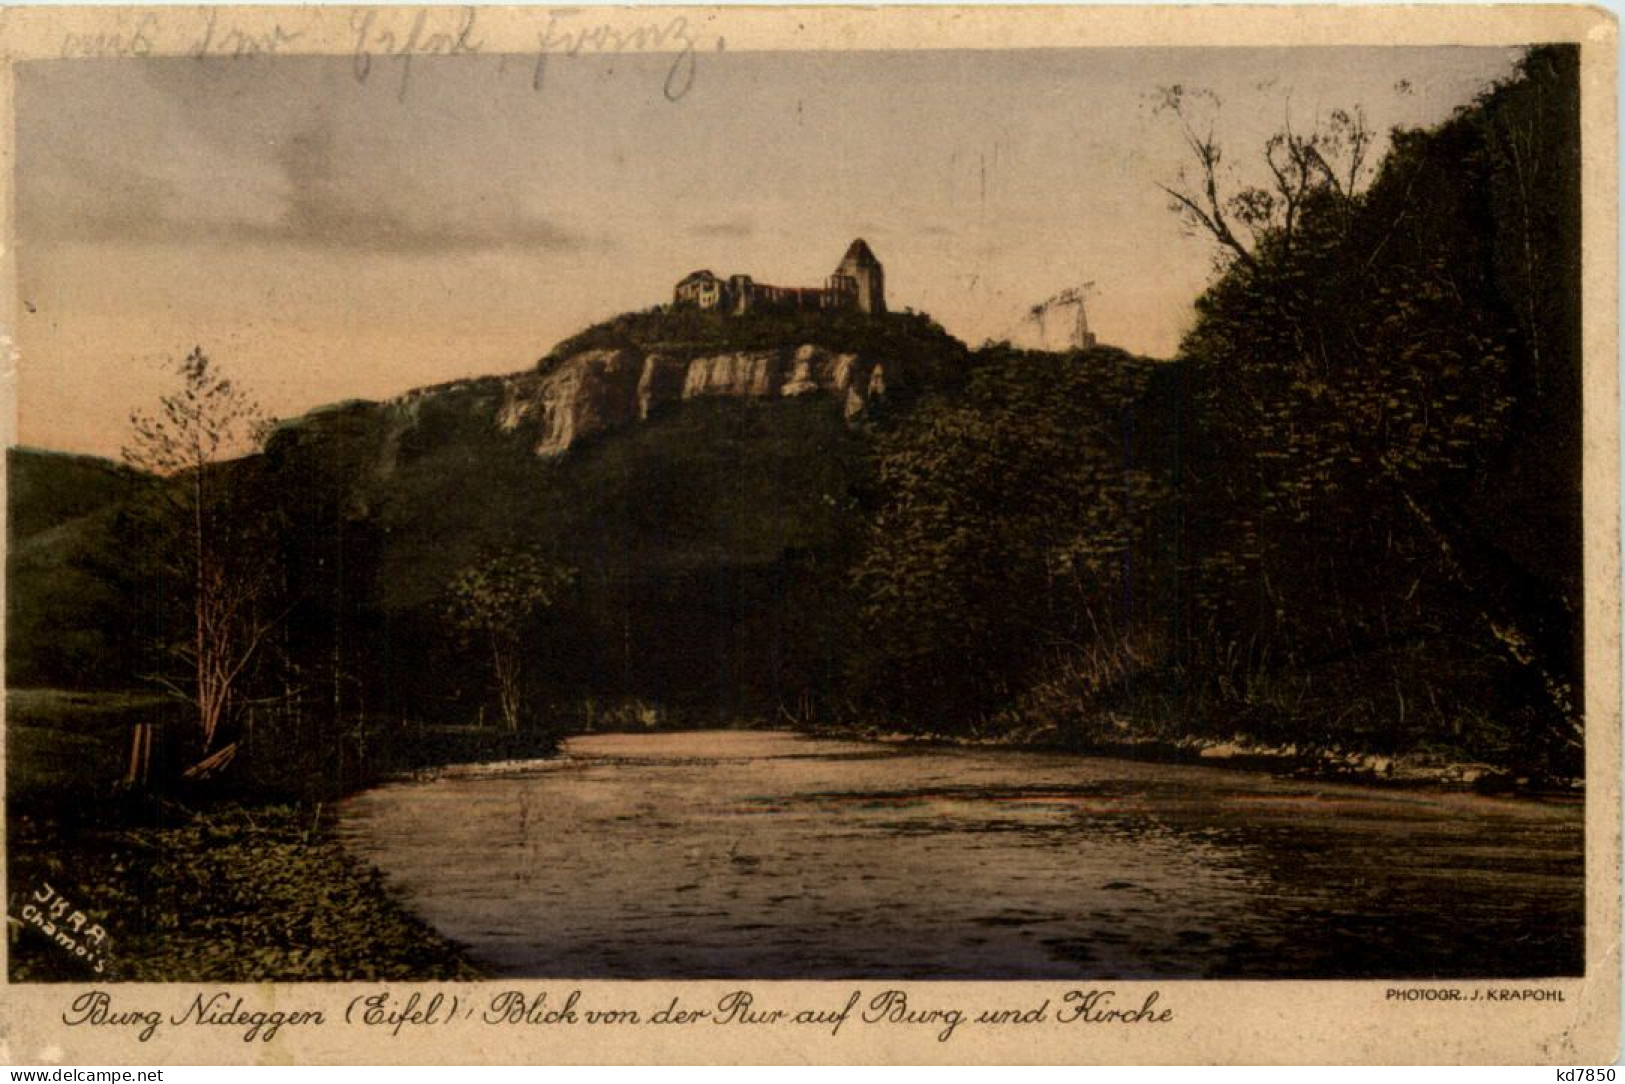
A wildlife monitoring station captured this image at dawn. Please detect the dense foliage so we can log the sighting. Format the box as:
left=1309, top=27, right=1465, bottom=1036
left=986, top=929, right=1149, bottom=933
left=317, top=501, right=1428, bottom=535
left=1170, top=46, right=1582, bottom=770
left=842, top=47, right=1582, bottom=774
left=848, top=347, right=1173, bottom=727
left=442, top=550, right=574, bottom=733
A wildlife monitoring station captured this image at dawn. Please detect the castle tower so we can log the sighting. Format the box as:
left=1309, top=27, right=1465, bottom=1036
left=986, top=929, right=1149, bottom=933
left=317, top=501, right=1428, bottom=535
left=834, top=238, right=885, bottom=314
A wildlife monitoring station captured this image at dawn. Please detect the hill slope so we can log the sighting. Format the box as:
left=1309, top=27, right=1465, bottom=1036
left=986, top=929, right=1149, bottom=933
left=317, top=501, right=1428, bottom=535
left=6, top=309, right=1168, bottom=736
left=227, top=309, right=980, bottom=725
left=8, top=447, right=143, bottom=541
left=7, top=449, right=149, bottom=688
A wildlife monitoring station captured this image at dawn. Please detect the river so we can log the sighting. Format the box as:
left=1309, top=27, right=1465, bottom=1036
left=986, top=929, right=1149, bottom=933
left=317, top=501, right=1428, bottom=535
left=334, top=730, right=1583, bottom=979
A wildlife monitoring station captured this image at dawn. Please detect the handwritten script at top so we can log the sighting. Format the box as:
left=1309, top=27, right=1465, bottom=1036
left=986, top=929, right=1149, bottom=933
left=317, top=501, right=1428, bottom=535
left=527, top=8, right=705, bottom=101
left=59, top=11, right=302, bottom=60
left=350, top=8, right=707, bottom=102
left=56, top=8, right=713, bottom=104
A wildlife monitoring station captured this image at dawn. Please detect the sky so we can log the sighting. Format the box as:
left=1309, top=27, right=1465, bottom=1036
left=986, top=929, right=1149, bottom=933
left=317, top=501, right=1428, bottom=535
left=13, top=45, right=1523, bottom=458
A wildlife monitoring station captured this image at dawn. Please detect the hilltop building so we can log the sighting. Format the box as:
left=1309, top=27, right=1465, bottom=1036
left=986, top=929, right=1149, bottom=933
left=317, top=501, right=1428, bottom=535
left=674, top=239, right=886, bottom=316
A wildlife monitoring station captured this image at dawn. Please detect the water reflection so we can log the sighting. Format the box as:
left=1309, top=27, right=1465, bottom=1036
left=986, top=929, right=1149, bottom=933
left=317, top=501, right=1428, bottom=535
left=336, top=731, right=1582, bottom=978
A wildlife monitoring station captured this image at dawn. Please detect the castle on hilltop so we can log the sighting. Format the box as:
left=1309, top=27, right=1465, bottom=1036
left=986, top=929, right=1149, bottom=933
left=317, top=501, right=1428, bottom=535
left=674, top=239, right=886, bottom=316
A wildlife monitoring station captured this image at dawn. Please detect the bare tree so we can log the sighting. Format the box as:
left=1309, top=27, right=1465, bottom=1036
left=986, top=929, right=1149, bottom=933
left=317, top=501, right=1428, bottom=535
left=123, top=347, right=279, bottom=759
left=1153, top=85, right=1372, bottom=266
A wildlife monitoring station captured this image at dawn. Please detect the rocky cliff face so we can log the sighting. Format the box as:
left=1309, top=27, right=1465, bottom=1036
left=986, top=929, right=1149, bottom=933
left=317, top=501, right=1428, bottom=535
left=481, top=344, right=890, bottom=456
left=267, top=340, right=903, bottom=507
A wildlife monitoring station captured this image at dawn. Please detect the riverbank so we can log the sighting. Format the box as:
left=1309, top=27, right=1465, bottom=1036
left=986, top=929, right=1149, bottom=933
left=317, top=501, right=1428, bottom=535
left=6, top=687, right=510, bottom=981
left=7, top=800, right=481, bottom=982
left=10, top=724, right=1585, bottom=983
left=512, top=715, right=1582, bottom=797
left=7, top=691, right=1577, bottom=984
left=822, top=721, right=1584, bottom=797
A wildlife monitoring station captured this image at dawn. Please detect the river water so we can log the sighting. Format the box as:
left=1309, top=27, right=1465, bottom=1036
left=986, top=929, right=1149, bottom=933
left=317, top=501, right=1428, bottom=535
left=335, top=730, right=1583, bottom=979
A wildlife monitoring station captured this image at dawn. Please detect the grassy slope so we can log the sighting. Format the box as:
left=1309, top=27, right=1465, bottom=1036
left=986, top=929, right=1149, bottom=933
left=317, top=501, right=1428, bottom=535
left=6, top=689, right=169, bottom=799
left=7, top=447, right=144, bottom=540
left=7, top=449, right=152, bottom=689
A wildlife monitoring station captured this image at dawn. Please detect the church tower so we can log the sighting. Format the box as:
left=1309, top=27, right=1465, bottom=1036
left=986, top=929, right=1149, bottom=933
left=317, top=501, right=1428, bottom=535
left=834, top=238, right=886, bottom=314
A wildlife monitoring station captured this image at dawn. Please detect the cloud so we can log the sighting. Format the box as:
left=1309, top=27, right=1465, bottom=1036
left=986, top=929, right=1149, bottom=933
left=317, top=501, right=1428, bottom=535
left=21, top=164, right=180, bottom=245
left=686, top=219, right=755, bottom=240
left=22, top=117, right=592, bottom=256
left=218, top=199, right=590, bottom=254
left=258, top=120, right=591, bottom=255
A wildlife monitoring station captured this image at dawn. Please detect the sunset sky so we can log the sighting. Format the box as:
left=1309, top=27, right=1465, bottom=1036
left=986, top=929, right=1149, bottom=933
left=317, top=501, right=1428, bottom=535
left=14, top=45, right=1522, bottom=458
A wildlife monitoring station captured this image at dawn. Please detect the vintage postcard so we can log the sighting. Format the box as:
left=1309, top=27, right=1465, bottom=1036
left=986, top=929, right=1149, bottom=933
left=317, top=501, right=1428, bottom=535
left=0, top=3, right=1617, bottom=1065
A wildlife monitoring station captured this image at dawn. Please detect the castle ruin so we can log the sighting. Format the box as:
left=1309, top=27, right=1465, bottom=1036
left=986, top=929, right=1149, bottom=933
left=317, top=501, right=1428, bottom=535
left=674, top=239, right=886, bottom=316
